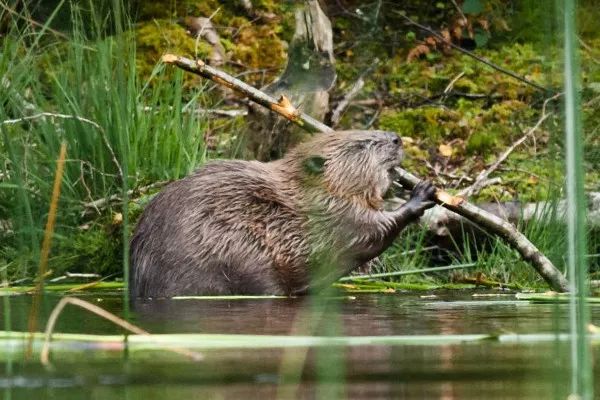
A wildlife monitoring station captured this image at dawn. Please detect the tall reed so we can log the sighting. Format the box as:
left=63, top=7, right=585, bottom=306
left=563, top=0, right=593, bottom=398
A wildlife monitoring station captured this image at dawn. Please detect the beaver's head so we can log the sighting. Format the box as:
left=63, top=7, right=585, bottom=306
left=285, top=130, right=404, bottom=209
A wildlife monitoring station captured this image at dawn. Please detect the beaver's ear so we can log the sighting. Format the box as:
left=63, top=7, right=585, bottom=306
left=302, top=156, right=326, bottom=175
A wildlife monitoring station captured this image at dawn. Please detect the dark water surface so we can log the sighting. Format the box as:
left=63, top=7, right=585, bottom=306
left=1, top=291, right=598, bottom=399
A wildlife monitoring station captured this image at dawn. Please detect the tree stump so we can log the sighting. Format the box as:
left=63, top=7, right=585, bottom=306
left=242, top=0, right=335, bottom=161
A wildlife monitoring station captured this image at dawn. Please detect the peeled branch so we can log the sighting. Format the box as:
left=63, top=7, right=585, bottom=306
left=393, top=169, right=569, bottom=292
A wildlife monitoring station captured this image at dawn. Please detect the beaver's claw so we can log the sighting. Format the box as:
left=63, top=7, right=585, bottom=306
left=407, top=180, right=437, bottom=215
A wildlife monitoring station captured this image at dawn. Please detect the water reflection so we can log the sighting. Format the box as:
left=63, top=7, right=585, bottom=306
left=0, top=292, right=595, bottom=399
left=131, top=293, right=571, bottom=336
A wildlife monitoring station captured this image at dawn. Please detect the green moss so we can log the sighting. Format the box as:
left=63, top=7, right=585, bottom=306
left=134, top=1, right=291, bottom=85
left=379, top=107, right=463, bottom=141
left=134, top=20, right=211, bottom=81
left=466, top=131, right=496, bottom=154
left=51, top=221, right=122, bottom=276
left=383, top=43, right=549, bottom=105
left=364, top=39, right=577, bottom=203
left=232, top=24, right=287, bottom=69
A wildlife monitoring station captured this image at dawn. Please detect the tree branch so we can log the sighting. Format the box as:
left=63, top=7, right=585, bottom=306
left=329, top=58, right=379, bottom=127
left=459, top=113, right=550, bottom=198
left=393, top=168, right=569, bottom=292
left=162, top=54, right=330, bottom=133
left=459, top=94, right=561, bottom=198
left=395, top=12, right=551, bottom=94
left=162, top=53, right=570, bottom=293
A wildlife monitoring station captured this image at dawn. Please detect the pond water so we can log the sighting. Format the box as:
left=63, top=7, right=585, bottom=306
left=0, top=290, right=598, bottom=399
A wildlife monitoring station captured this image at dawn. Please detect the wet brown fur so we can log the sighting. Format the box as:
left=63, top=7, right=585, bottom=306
left=130, top=130, right=436, bottom=298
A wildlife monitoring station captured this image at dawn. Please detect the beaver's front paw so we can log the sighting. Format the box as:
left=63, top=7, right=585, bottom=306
left=407, top=180, right=437, bottom=216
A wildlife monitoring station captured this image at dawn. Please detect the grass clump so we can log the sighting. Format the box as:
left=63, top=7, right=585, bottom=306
left=0, top=2, right=207, bottom=280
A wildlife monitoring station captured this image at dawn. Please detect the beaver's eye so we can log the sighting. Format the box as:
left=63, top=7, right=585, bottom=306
left=392, top=137, right=399, bottom=145
left=302, top=156, right=326, bottom=175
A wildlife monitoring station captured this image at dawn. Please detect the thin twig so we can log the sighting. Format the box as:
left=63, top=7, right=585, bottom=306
left=142, top=105, right=247, bottom=117
left=81, top=180, right=170, bottom=215
left=449, top=0, right=468, bottom=23
left=40, top=296, right=203, bottom=365
left=443, top=71, right=465, bottom=94
left=330, top=58, right=380, bottom=127
left=395, top=11, right=550, bottom=93
left=190, top=8, right=223, bottom=65
left=440, top=71, right=466, bottom=104
left=1, top=112, right=124, bottom=184
left=49, top=272, right=101, bottom=282
left=0, top=0, right=68, bottom=40
left=459, top=93, right=561, bottom=197
left=459, top=114, right=550, bottom=197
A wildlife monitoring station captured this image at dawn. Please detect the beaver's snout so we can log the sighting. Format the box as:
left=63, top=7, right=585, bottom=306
left=388, top=133, right=402, bottom=147
left=382, top=132, right=404, bottom=166
left=379, top=131, right=402, bottom=147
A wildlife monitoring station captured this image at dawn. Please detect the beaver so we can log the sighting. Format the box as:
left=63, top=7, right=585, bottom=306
left=130, top=130, right=436, bottom=298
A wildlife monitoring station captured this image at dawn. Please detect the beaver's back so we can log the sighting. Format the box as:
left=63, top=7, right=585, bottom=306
left=130, top=160, right=309, bottom=298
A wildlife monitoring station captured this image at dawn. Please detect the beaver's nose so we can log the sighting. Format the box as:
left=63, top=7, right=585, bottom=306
left=384, top=132, right=402, bottom=146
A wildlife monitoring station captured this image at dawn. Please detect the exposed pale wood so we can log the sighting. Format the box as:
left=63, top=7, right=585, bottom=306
left=394, top=169, right=569, bottom=292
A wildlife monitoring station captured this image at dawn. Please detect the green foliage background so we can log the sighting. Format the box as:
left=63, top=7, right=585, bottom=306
left=0, top=0, right=598, bottom=288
